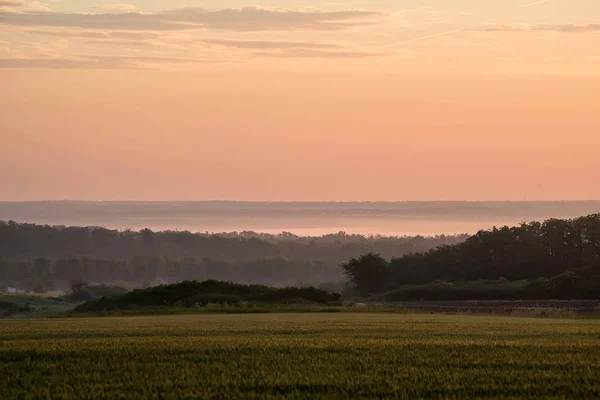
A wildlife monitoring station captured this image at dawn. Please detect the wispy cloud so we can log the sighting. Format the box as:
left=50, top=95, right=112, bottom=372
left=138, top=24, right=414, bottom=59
left=0, top=6, right=386, bottom=31
left=0, top=0, right=50, bottom=12
left=0, top=54, right=210, bottom=69
left=84, top=39, right=160, bottom=48
left=25, top=30, right=162, bottom=39
left=251, top=49, right=391, bottom=59
left=512, top=0, right=550, bottom=10
left=385, top=29, right=462, bottom=48
left=474, top=23, right=600, bottom=33
left=537, top=24, right=600, bottom=33
left=101, top=4, right=137, bottom=12
left=0, top=1, right=24, bottom=6
left=202, top=38, right=344, bottom=50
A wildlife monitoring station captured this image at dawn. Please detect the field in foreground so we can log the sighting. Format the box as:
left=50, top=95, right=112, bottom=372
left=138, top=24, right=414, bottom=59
left=1, top=314, right=600, bottom=399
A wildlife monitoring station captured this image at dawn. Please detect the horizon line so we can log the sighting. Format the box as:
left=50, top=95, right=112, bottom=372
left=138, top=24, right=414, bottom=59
left=2, top=200, right=600, bottom=204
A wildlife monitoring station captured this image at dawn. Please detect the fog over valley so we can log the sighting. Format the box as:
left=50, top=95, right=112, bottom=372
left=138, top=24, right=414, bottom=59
left=2, top=201, right=599, bottom=236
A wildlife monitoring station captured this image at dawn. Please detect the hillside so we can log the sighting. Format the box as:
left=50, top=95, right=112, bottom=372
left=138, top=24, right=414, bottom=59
left=73, top=280, right=341, bottom=313
left=0, top=293, right=78, bottom=318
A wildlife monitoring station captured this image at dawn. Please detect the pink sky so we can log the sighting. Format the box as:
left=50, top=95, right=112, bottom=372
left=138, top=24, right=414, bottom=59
left=1, top=1, right=599, bottom=201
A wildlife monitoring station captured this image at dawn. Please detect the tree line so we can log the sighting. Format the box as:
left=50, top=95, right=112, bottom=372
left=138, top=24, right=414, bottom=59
left=342, top=214, right=600, bottom=299
left=0, top=220, right=467, bottom=292
left=0, top=221, right=466, bottom=263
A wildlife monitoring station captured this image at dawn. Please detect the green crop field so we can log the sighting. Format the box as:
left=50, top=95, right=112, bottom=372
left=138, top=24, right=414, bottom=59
left=1, top=314, right=600, bottom=399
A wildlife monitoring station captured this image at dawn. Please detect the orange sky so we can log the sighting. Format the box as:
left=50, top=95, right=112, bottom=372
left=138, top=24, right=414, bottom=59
left=1, top=1, right=599, bottom=201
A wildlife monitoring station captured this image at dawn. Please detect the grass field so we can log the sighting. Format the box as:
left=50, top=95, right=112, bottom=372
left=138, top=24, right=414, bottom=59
left=0, top=293, right=78, bottom=318
left=1, top=314, right=600, bottom=399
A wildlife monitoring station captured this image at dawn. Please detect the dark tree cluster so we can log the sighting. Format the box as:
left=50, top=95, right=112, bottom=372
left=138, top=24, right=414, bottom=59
left=0, top=221, right=466, bottom=263
left=342, top=214, right=600, bottom=299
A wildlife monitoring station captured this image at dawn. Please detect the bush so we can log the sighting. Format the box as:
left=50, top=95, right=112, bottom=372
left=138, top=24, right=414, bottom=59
left=74, top=280, right=338, bottom=313
left=0, top=300, right=19, bottom=310
left=186, top=293, right=242, bottom=306
left=68, top=288, right=95, bottom=302
left=372, top=273, right=600, bottom=302
left=87, top=285, right=130, bottom=298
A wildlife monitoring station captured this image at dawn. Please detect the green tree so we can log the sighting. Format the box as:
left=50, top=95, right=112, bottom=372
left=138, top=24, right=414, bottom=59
left=341, top=253, right=390, bottom=296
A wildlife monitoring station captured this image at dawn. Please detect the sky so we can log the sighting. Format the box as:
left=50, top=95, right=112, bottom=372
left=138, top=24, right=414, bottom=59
left=1, top=0, right=599, bottom=201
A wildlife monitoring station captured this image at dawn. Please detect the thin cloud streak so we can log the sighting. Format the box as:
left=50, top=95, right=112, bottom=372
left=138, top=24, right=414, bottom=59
left=0, top=54, right=211, bottom=69
left=385, top=29, right=462, bottom=48
left=85, top=39, right=160, bottom=48
left=26, top=30, right=162, bottom=39
left=384, top=0, right=554, bottom=50
left=0, top=6, right=386, bottom=31
left=0, top=1, right=24, bottom=6
left=202, top=38, right=344, bottom=50
left=474, top=23, right=600, bottom=33
left=513, top=0, right=550, bottom=10
left=101, top=4, right=137, bottom=12
left=251, top=49, right=390, bottom=59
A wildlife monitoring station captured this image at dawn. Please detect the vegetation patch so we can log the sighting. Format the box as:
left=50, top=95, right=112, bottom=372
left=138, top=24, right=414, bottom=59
left=0, top=293, right=78, bottom=318
left=343, top=214, right=600, bottom=299
left=73, top=280, right=341, bottom=313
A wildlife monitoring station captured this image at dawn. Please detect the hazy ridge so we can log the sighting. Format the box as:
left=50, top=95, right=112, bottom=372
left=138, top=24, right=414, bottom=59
left=1, top=201, right=599, bottom=236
